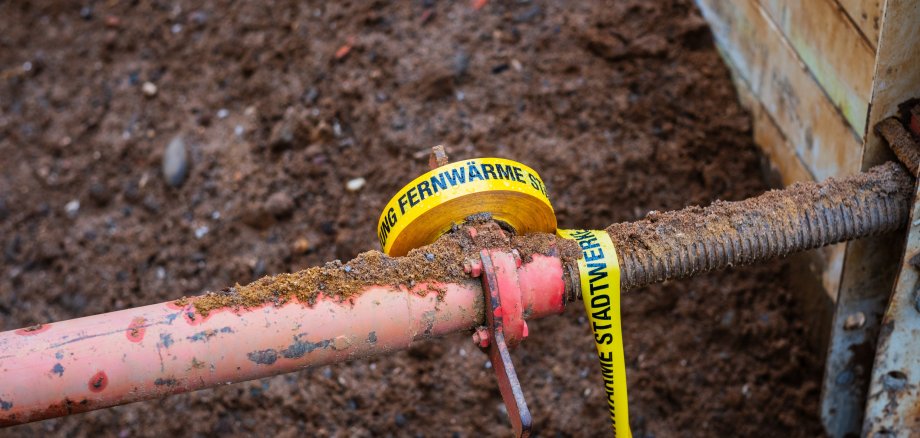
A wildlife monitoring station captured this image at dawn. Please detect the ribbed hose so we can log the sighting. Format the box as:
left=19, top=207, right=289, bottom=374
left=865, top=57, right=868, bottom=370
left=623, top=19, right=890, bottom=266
left=597, top=162, right=914, bottom=292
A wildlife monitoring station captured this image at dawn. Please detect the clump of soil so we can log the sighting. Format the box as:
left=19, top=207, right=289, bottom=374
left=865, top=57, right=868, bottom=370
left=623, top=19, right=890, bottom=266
left=1, top=0, right=824, bottom=436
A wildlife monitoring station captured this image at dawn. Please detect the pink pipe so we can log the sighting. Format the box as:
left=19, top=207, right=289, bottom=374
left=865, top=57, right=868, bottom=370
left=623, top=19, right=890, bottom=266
left=0, top=254, right=566, bottom=426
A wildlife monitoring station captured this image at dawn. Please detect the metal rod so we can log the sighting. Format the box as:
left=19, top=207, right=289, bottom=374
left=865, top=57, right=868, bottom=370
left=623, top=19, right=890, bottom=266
left=608, top=162, right=914, bottom=291
left=876, top=117, right=920, bottom=178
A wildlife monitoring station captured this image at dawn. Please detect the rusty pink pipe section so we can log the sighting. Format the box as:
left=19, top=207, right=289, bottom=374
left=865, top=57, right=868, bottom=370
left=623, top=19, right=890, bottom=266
left=0, top=254, right=566, bottom=426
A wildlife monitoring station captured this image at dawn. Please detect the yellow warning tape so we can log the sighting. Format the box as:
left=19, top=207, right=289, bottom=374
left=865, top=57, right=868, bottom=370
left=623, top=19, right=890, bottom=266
left=377, top=158, right=556, bottom=256
left=557, top=229, right=631, bottom=437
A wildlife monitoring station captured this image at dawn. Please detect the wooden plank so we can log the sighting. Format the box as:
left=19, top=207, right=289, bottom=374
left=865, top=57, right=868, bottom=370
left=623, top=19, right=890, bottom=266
left=726, top=56, right=815, bottom=185
left=758, top=0, right=874, bottom=135
left=695, top=0, right=863, bottom=181
left=836, top=0, right=883, bottom=49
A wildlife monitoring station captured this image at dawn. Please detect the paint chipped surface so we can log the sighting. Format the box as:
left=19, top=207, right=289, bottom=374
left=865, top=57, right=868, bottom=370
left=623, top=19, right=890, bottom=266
left=153, top=378, right=177, bottom=387
left=187, top=327, right=234, bottom=342
left=247, top=349, right=279, bottom=366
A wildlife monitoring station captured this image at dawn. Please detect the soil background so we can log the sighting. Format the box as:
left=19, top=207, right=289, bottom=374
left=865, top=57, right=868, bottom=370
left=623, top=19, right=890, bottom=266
left=1, top=1, right=824, bottom=436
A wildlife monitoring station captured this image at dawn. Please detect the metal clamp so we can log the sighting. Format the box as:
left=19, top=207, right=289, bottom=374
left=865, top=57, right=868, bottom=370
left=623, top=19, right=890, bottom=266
left=471, top=249, right=532, bottom=437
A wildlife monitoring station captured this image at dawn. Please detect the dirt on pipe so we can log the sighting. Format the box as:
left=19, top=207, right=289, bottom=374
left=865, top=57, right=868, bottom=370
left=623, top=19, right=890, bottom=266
left=1, top=0, right=825, bottom=436
left=186, top=220, right=579, bottom=316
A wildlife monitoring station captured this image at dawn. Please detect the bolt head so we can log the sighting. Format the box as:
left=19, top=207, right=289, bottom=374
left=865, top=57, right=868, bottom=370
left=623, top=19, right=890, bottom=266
left=843, top=312, right=866, bottom=330
left=464, top=259, right=482, bottom=278
left=472, top=327, right=490, bottom=348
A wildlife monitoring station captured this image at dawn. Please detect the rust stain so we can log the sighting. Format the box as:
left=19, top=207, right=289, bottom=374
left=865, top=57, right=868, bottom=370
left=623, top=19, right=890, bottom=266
left=126, top=317, right=147, bottom=343
left=14, top=323, right=51, bottom=336
left=88, top=371, right=108, bottom=393
left=6, top=397, right=92, bottom=426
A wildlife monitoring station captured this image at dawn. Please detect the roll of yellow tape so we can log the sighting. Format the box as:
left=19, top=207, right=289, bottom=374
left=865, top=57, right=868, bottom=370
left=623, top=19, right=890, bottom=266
left=377, top=158, right=556, bottom=256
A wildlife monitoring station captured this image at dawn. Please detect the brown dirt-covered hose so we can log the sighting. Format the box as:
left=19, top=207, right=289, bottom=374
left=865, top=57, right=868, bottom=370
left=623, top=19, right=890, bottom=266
left=604, top=162, right=915, bottom=291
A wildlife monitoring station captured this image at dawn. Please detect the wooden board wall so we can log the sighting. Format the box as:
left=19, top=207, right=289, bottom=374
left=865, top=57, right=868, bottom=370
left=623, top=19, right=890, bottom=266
left=695, top=0, right=864, bottom=184
left=695, top=0, right=885, bottom=303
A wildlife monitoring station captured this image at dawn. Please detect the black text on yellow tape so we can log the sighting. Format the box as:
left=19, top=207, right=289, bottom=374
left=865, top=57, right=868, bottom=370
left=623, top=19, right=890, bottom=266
left=377, top=158, right=556, bottom=256
left=558, top=229, right=631, bottom=437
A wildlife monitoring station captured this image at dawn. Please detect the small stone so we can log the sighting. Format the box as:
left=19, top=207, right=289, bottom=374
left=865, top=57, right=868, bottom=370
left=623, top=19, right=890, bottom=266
left=194, top=225, right=209, bottom=239
left=269, top=116, right=297, bottom=150
left=513, top=5, right=542, bottom=22
left=142, top=81, right=158, bottom=97
left=162, top=136, right=189, bottom=187
left=303, top=87, right=319, bottom=104
left=346, top=177, right=366, bottom=192
left=142, top=195, right=161, bottom=213
left=265, top=192, right=294, bottom=217
left=234, top=125, right=244, bottom=136
left=89, top=182, right=111, bottom=206
left=64, top=200, right=80, bottom=218
left=190, top=10, right=208, bottom=25
left=241, top=207, right=274, bottom=230
left=292, top=238, right=311, bottom=254
left=453, top=51, right=470, bottom=77
left=170, top=23, right=182, bottom=34
left=251, top=258, right=266, bottom=279
left=491, top=63, right=509, bottom=74
left=216, top=108, right=229, bottom=119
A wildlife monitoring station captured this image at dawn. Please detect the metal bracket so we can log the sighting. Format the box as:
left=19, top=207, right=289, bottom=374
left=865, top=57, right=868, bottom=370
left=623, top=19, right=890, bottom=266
left=477, top=249, right=532, bottom=438
left=862, top=158, right=920, bottom=436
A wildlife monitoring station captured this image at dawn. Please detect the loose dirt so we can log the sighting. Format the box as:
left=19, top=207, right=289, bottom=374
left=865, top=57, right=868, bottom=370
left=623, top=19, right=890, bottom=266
left=1, top=0, right=824, bottom=436
left=187, top=219, right=578, bottom=316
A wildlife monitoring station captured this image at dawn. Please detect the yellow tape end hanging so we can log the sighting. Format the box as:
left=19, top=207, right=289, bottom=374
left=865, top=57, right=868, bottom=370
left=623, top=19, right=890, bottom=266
left=558, top=229, right=631, bottom=438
